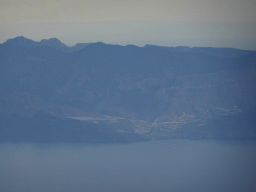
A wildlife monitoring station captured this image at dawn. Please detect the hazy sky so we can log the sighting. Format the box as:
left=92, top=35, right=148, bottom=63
left=0, top=0, right=255, bottom=49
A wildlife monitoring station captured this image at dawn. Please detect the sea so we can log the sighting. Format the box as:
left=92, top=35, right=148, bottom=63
left=1, top=139, right=256, bottom=192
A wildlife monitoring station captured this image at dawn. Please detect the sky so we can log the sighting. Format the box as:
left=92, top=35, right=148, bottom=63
left=0, top=0, right=256, bottom=50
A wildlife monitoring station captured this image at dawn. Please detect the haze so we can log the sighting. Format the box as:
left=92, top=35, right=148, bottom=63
left=1, top=140, right=256, bottom=192
left=0, top=0, right=256, bottom=50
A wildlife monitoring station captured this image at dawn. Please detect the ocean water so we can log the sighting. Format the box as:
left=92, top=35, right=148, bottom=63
left=1, top=140, right=256, bottom=192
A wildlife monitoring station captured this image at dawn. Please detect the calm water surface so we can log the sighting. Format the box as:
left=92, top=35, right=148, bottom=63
left=1, top=140, right=256, bottom=192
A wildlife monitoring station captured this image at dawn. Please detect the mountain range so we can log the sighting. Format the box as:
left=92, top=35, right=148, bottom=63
left=1, top=36, right=256, bottom=143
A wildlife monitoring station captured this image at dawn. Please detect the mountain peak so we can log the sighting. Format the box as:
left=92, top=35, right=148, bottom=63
left=4, top=36, right=37, bottom=46
left=40, top=38, right=67, bottom=48
left=2, top=37, right=91, bottom=52
left=14, top=36, right=26, bottom=40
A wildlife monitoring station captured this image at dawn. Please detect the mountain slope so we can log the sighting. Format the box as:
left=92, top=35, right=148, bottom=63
left=0, top=37, right=256, bottom=142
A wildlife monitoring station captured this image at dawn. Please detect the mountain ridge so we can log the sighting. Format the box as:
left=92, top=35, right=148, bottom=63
left=2, top=36, right=91, bottom=52
left=0, top=37, right=256, bottom=143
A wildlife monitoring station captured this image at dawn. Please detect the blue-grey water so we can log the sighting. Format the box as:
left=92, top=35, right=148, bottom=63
left=1, top=140, right=256, bottom=192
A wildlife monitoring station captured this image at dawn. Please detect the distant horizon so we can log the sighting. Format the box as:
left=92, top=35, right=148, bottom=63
left=1, top=0, right=255, bottom=51
left=2, top=35, right=256, bottom=51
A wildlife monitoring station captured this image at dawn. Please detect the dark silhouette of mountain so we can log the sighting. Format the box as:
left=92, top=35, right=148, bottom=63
left=3, top=36, right=38, bottom=47
left=0, top=37, right=256, bottom=142
left=145, top=44, right=253, bottom=59
left=3, top=36, right=90, bottom=52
